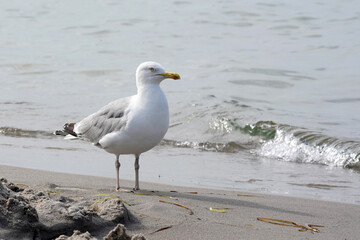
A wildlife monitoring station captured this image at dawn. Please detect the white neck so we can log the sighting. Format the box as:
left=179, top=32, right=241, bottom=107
left=137, top=83, right=162, bottom=96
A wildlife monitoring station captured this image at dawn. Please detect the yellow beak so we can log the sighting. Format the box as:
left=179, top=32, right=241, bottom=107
left=159, top=72, right=181, bottom=80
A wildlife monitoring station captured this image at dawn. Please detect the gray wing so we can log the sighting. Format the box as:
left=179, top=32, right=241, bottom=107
left=74, top=96, right=132, bottom=144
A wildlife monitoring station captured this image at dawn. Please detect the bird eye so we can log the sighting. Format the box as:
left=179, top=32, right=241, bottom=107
left=149, top=67, right=155, bottom=72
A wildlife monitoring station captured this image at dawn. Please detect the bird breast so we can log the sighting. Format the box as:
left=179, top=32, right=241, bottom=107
left=99, top=86, right=170, bottom=155
left=128, top=90, right=169, bottom=142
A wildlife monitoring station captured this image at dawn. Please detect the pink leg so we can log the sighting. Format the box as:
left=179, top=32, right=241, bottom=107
left=134, top=154, right=140, bottom=191
left=115, top=155, right=120, bottom=191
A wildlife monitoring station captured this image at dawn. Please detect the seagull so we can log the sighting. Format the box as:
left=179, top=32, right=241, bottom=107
left=55, top=62, right=180, bottom=191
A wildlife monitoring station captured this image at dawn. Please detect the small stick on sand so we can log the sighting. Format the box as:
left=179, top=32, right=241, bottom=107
left=149, top=226, right=173, bottom=235
left=159, top=200, right=194, bottom=215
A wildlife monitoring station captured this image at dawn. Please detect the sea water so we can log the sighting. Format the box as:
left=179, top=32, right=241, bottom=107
left=0, top=0, right=359, bottom=204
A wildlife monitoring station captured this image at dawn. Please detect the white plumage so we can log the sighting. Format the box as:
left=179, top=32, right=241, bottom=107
left=55, top=62, right=180, bottom=191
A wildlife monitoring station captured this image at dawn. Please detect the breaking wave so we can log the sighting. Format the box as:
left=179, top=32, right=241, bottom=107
left=165, top=119, right=360, bottom=170
left=255, top=124, right=360, bottom=170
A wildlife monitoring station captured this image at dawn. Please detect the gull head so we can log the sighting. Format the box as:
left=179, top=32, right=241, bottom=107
left=136, top=62, right=180, bottom=87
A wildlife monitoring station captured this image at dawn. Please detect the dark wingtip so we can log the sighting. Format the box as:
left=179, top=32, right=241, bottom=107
left=54, top=123, right=77, bottom=137
left=64, top=123, right=78, bottom=137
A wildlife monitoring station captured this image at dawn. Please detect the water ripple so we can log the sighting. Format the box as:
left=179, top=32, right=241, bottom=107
left=0, top=127, right=54, bottom=139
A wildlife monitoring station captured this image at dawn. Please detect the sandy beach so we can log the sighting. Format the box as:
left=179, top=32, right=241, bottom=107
left=0, top=164, right=359, bottom=240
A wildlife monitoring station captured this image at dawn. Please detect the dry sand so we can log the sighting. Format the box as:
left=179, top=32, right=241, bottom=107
left=0, top=164, right=359, bottom=240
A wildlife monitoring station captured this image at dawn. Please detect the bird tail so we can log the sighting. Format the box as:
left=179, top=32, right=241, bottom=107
left=54, top=123, right=78, bottom=140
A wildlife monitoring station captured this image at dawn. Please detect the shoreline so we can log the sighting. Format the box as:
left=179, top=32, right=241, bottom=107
left=1, top=164, right=359, bottom=239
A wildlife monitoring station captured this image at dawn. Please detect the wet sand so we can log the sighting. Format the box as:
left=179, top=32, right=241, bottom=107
left=0, top=164, right=359, bottom=239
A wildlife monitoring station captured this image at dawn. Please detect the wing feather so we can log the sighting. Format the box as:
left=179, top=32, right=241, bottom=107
left=74, top=96, right=132, bottom=144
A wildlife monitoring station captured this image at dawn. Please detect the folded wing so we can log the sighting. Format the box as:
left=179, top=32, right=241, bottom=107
left=56, top=96, right=132, bottom=145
